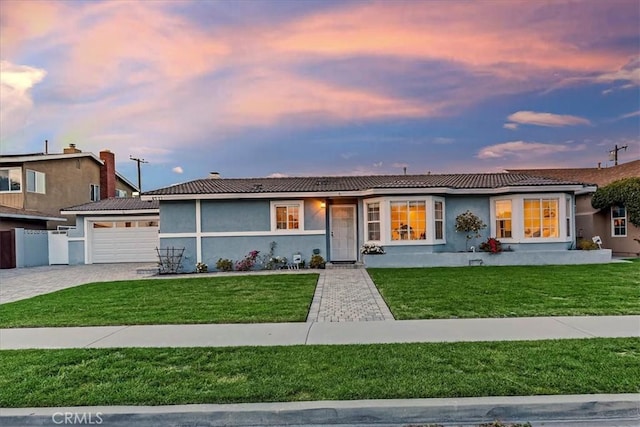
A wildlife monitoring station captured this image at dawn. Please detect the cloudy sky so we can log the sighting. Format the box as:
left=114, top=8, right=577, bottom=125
left=1, top=0, right=639, bottom=191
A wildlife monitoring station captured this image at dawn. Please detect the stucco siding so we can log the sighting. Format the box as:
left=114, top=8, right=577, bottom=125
left=68, top=241, right=85, bottom=265
left=201, top=200, right=270, bottom=232
left=201, top=235, right=326, bottom=270
left=441, top=196, right=490, bottom=252
left=160, top=201, right=196, bottom=233
left=304, top=199, right=326, bottom=230
left=159, top=237, right=197, bottom=272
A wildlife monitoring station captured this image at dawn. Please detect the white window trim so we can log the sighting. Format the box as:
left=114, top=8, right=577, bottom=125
left=364, top=196, right=444, bottom=246
left=433, top=196, right=446, bottom=243
left=26, top=169, right=46, bottom=194
left=0, top=167, right=22, bottom=193
left=270, top=200, right=305, bottom=233
left=365, top=201, right=382, bottom=242
left=611, top=205, right=627, bottom=237
left=490, top=193, right=571, bottom=243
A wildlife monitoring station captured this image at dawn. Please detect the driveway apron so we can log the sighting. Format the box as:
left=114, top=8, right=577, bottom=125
left=0, top=264, right=156, bottom=304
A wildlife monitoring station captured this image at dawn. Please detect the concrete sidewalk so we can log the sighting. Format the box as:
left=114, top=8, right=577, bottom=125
left=2, top=315, right=638, bottom=349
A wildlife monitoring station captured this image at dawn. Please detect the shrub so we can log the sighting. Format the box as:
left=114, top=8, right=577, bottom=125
left=309, top=254, right=325, bottom=269
left=216, top=258, right=233, bottom=272
left=577, top=239, right=599, bottom=250
left=195, top=262, right=208, bottom=273
left=479, top=237, right=502, bottom=254
left=455, top=210, right=487, bottom=250
left=236, top=250, right=260, bottom=271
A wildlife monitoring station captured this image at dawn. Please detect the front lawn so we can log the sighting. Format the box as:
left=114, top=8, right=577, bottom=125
left=0, top=338, right=637, bottom=407
left=369, top=263, right=639, bottom=319
left=0, top=274, right=318, bottom=328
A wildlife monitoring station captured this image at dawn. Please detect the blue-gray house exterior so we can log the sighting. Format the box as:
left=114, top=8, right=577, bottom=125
left=142, top=173, right=611, bottom=271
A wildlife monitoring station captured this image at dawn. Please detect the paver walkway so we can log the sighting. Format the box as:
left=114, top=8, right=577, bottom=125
left=308, top=269, right=394, bottom=322
left=1, top=264, right=393, bottom=323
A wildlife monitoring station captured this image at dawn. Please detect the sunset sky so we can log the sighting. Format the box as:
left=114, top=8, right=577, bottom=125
left=1, top=0, right=639, bottom=191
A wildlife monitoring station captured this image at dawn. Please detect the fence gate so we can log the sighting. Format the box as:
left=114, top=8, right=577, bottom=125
left=48, top=230, right=69, bottom=265
left=0, top=229, right=16, bottom=269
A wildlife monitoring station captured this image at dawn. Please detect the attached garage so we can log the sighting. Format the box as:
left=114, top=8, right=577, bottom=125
left=61, top=198, right=160, bottom=265
left=90, top=219, right=159, bottom=263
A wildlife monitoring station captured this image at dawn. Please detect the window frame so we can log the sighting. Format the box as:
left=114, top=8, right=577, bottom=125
left=270, top=200, right=305, bottom=233
left=365, top=201, right=381, bottom=242
left=0, top=167, right=22, bottom=193
left=90, top=184, right=100, bottom=202
left=363, top=196, right=445, bottom=246
left=490, top=193, right=571, bottom=243
left=611, top=205, right=627, bottom=237
left=26, top=169, right=46, bottom=194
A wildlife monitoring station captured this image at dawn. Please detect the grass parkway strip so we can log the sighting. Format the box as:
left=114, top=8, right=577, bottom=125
left=0, top=338, right=638, bottom=407
left=0, top=274, right=319, bottom=328
left=369, top=263, right=640, bottom=319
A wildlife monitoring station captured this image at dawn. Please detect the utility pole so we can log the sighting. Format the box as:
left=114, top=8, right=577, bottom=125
left=608, top=144, right=628, bottom=166
left=129, top=156, right=148, bottom=192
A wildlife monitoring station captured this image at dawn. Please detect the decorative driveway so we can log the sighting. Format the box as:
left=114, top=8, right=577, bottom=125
left=0, top=264, right=157, bottom=304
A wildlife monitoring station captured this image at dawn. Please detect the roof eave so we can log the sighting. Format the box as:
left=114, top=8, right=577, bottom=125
left=61, top=209, right=159, bottom=215
left=0, top=213, right=67, bottom=221
left=141, top=184, right=588, bottom=201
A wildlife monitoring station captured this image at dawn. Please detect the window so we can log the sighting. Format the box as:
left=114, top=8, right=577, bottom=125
left=271, top=201, right=304, bottom=232
left=0, top=167, right=21, bottom=192
left=90, top=184, right=100, bottom=202
left=391, top=200, right=426, bottom=241
left=434, top=200, right=444, bottom=240
left=612, top=206, right=627, bottom=237
left=366, top=202, right=381, bottom=241
left=491, top=195, right=569, bottom=242
left=116, top=189, right=127, bottom=198
left=524, top=198, right=558, bottom=238
left=26, top=170, right=46, bottom=194
left=495, top=200, right=512, bottom=238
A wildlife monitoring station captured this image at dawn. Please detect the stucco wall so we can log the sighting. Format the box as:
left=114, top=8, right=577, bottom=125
left=14, top=228, right=49, bottom=267
left=201, top=200, right=270, bottom=232
left=68, top=241, right=84, bottom=265
left=160, top=201, right=196, bottom=233
left=158, top=237, right=197, bottom=272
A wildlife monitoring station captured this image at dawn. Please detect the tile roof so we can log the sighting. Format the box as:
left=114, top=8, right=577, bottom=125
left=62, top=198, right=159, bottom=212
left=507, top=159, right=640, bottom=187
left=143, top=173, right=586, bottom=196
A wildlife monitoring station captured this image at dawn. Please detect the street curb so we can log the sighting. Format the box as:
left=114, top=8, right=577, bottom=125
left=2, top=394, right=638, bottom=426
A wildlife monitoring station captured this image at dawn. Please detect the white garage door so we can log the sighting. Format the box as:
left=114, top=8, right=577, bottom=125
left=91, top=220, right=159, bottom=263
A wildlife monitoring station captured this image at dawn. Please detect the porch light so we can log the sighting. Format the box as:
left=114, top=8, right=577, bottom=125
left=320, top=202, right=326, bottom=208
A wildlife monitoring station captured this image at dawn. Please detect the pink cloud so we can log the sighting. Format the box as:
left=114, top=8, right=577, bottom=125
left=507, top=111, right=591, bottom=127
left=477, top=141, right=586, bottom=160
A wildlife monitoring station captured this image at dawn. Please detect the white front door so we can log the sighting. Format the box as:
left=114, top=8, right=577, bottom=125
left=48, top=230, right=69, bottom=265
left=330, top=205, right=357, bottom=261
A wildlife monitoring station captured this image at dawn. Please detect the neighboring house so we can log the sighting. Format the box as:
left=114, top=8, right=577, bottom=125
left=507, top=160, right=640, bottom=257
left=62, top=198, right=159, bottom=264
left=0, top=144, right=138, bottom=230
left=141, top=172, right=606, bottom=271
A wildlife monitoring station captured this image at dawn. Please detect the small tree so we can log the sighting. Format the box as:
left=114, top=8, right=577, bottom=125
left=455, top=210, right=487, bottom=251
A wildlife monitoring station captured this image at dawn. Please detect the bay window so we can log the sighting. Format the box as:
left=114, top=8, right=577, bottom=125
left=366, top=202, right=381, bottom=241
left=491, top=194, right=570, bottom=242
left=391, top=201, right=426, bottom=241
left=364, top=197, right=444, bottom=245
left=495, top=200, right=512, bottom=238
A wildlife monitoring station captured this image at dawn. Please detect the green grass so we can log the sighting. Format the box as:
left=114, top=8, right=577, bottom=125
left=0, top=338, right=637, bottom=407
left=0, top=274, right=318, bottom=328
left=369, top=263, right=640, bottom=319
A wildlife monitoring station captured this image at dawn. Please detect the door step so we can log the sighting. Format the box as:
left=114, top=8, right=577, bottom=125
left=325, top=262, right=365, bottom=269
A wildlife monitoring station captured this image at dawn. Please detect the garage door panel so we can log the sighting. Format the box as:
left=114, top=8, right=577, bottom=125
left=91, top=221, right=158, bottom=263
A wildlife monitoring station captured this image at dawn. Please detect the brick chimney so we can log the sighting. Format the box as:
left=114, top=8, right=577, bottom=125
left=100, top=150, right=116, bottom=199
left=63, top=143, right=81, bottom=154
